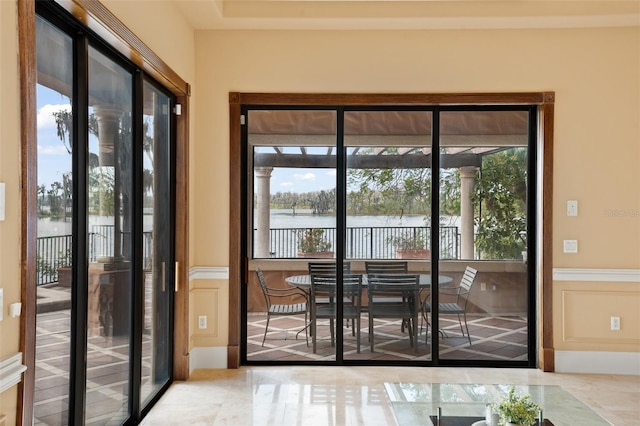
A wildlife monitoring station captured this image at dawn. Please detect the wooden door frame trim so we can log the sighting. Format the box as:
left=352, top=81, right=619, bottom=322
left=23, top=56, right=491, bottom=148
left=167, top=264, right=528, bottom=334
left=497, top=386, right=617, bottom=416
left=18, top=1, right=38, bottom=423
left=18, top=0, right=190, bottom=421
left=228, top=92, right=554, bottom=370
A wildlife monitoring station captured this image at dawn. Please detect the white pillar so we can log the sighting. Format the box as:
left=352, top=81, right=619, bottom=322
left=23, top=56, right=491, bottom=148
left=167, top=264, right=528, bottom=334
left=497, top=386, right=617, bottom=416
left=93, top=105, right=123, bottom=218
left=459, top=167, right=477, bottom=259
left=93, top=105, right=122, bottom=167
left=254, top=167, right=273, bottom=258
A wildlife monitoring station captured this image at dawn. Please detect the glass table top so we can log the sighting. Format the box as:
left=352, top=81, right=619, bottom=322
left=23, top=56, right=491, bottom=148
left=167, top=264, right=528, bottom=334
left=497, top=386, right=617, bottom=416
left=384, top=383, right=611, bottom=426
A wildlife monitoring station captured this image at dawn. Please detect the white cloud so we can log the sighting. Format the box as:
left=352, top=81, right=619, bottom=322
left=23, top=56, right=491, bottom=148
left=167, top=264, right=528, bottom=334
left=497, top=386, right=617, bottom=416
left=37, top=103, right=71, bottom=130
left=38, top=144, right=70, bottom=155
left=326, top=170, right=337, bottom=177
left=293, top=172, right=316, bottom=181
left=280, top=182, right=294, bottom=188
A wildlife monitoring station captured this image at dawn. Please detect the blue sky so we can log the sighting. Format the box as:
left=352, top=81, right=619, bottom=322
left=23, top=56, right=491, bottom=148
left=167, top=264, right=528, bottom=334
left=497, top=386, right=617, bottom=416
left=268, top=167, right=337, bottom=194
left=39, top=85, right=342, bottom=195
left=37, top=84, right=73, bottom=187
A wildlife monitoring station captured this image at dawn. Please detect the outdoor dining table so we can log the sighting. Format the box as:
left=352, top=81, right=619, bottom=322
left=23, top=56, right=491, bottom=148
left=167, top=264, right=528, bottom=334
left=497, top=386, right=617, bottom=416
left=285, top=273, right=454, bottom=348
left=284, top=273, right=453, bottom=289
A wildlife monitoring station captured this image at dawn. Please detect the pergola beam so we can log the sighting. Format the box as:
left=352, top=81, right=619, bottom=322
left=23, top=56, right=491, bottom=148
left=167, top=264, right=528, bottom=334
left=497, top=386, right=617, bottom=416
left=253, top=153, right=482, bottom=169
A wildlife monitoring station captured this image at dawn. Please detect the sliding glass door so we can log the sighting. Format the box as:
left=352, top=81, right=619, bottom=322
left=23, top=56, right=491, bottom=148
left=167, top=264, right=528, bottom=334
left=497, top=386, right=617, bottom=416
left=140, top=80, right=174, bottom=405
left=435, top=109, right=534, bottom=363
left=248, top=109, right=338, bottom=362
left=344, top=110, right=433, bottom=361
left=34, top=4, right=175, bottom=423
left=243, top=104, right=536, bottom=367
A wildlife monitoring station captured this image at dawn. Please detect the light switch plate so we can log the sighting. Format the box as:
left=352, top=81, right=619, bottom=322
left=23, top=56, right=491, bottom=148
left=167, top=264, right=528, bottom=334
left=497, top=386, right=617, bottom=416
left=563, top=240, right=578, bottom=253
left=567, top=200, right=578, bottom=216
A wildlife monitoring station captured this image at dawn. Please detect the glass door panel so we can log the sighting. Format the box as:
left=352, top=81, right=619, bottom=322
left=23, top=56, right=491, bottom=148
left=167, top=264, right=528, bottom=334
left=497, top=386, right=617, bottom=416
left=344, top=110, right=433, bottom=361
left=34, top=16, right=73, bottom=425
left=437, top=110, right=530, bottom=361
left=86, top=45, right=133, bottom=423
left=140, top=81, right=173, bottom=405
left=247, top=109, right=337, bottom=362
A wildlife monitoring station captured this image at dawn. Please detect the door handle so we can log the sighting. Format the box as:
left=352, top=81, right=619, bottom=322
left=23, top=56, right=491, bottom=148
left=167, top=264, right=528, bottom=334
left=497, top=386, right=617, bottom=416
left=175, top=261, right=179, bottom=292
left=161, top=261, right=166, bottom=292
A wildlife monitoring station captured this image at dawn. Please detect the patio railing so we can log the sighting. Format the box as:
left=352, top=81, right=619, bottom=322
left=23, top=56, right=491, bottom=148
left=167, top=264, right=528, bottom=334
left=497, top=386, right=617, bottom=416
left=38, top=225, right=460, bottom=285
left=264, top=226, right=459, bottom=259
left=36, top=226, right=152, bottom=286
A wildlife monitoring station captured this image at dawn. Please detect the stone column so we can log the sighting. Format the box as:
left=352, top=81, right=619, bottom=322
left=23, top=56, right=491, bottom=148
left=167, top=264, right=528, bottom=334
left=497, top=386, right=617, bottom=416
left=93, top=105, right=123, bottom=256
left=459, top=167, right=478, bottom=259
left=254, top=167, right=273, bottom=258
left=93, top=105, right=122, bottom=167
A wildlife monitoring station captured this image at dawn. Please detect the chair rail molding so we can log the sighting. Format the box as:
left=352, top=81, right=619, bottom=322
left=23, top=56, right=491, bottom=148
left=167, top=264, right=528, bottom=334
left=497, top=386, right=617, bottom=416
left=553, top=268, right=640, bottom=282
left=189, top=266, right=229, bottom=281
left=0, top=352, right=27, bottom=394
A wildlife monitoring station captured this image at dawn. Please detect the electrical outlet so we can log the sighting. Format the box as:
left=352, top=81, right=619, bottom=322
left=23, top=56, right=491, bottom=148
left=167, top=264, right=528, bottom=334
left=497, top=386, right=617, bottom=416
left=480, top=282, right=486, bottom=291
left=611, top=316, right=620, bottom=331
left=198, top=315, right=207, bottom=329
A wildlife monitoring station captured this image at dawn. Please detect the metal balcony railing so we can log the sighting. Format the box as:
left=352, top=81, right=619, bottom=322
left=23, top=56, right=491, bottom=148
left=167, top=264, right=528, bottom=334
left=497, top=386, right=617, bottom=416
left=260, top=226, right=460, bottom=259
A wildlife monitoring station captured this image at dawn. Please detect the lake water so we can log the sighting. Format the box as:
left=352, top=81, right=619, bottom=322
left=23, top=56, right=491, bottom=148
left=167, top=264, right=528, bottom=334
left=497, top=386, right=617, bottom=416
left=268, top=209, right=460, bottom=228
left=38, top=211, right=460, bottom=237
left=38, top=212, right=461, bottom=259
left=38, top=215, right=155, bottom=237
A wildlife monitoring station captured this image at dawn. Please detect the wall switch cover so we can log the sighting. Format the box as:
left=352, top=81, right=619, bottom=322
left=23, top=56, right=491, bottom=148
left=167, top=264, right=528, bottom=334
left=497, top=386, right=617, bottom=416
left=563, top=240, right=578, bottom=253
left=567, top=200, right=578, bottom=216
left=10, top=302, right=22, bottom=318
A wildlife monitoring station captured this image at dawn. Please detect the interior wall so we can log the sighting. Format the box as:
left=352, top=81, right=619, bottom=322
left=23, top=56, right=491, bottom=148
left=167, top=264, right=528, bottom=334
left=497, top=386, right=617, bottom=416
left=0, top=0, right=197, bottom=420
left=101, top=0, right=197, bottom=266
left=3, top=12, right=639, bottom=425
left=193, top=27, right=640, bottom=366
left=0, top=1, right=23, bottom=423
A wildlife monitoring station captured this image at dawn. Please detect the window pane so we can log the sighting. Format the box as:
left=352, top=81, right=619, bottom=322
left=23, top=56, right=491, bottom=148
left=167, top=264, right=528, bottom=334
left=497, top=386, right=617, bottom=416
left=437, top=110, right=530, bottom=361
left=86, top=45, right=133, bottom=422
left=250, top=110, right=337, bottom=260
left=248, top=109, right=337, bottom=361
left=140, top=81, right=172, bottom=405
left=35, top=15, right=73, bottom=425
left=345, top=110, right=432, bottom=361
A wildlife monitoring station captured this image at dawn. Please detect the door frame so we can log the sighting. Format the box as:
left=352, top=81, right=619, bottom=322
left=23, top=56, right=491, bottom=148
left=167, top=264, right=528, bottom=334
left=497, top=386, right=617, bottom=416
left=228, top=92, right=555, bottom=370
left=18, top=1, right=190, bottom=423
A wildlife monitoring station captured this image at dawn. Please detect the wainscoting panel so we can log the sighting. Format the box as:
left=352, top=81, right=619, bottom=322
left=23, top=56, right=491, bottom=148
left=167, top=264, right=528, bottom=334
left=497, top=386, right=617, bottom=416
left=561, top=289, right=640, bottom=344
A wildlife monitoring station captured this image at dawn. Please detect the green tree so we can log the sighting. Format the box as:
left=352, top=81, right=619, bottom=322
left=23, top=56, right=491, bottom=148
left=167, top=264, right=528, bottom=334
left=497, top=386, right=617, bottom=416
left=88, top=167, right=115, bottom=215
left=473, top=148, right=527, bottom=259
left=47, top=181, right=63, bottom=217
left=37, top=184, right=46, bottom=214
left=440, top=169, right=461, bottom=216
left=347, top=149, right=431, bottom=216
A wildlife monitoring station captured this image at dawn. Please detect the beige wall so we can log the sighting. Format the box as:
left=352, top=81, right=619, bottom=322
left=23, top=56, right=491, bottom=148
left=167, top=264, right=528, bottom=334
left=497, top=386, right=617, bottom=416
left=192, top=27, right=640, bottom=354
left=1, top=1, right=639, bottom=420
left=0, top=0, right=196, bottom=421
left=0, top=0, right=22, bottom=422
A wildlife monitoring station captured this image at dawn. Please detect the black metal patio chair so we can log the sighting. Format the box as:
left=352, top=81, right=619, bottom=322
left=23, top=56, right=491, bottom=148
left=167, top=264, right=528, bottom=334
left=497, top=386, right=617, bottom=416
left=256, top=267, right=309, bottom=347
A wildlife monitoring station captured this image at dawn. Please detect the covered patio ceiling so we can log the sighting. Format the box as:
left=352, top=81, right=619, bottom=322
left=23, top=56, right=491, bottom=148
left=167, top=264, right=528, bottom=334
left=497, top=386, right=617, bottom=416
left=250, top=109, right=528, bottom=169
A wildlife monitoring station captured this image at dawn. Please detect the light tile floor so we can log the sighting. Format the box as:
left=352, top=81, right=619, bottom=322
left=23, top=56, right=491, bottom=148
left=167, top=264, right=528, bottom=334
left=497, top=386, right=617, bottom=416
left=142, top=366, right=640, bottom=425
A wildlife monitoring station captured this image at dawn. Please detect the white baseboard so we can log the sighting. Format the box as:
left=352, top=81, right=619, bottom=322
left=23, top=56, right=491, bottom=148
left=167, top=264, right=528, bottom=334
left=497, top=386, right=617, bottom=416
left=553, top=268, right=640, bottom=282
left=0, top=352, right=27, bottom=394
left=189, top=347, right=227, bottom=372
left=555, top=351, right=640, bottom=375
left=189, top=266, right=229, bottom=281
